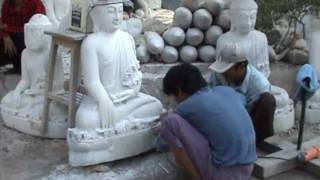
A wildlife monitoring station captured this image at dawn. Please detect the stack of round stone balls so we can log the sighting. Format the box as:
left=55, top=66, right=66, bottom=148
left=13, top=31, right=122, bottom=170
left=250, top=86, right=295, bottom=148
left=139, top=0, right=231, bottom=64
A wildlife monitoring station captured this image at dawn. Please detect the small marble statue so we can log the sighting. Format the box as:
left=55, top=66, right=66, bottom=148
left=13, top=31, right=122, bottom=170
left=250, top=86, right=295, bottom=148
left=215, top=0, right=294, bottom=132
left=67, top=0, right=163, bottom=166
left=271, top=16, right=309, bottom=64
left=268, top=16, right=292, bottom=62
left=0, top=14, right=68, bottom=138
left=42, top=0, right=71, bottom=28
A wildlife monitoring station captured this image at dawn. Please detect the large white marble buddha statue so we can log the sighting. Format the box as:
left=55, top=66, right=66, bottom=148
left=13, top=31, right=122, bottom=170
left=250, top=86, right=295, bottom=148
left=0, top=14, right=68, bottom=138
left=216, top=0, right=270, bottom=77
left=214, top=0, right=295, bottom=132
left=67, top=0, right=163, bottom=166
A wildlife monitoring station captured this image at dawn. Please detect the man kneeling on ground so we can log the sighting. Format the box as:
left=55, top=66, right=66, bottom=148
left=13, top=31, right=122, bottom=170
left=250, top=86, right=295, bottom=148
left=161, top=63, right=257, bottom=180
left=209, top=44, right=276, bottom=147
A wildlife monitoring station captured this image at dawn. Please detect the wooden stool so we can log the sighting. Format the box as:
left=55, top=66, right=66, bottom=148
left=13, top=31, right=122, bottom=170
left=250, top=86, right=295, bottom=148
left=42, top=30, right=86, bottom=135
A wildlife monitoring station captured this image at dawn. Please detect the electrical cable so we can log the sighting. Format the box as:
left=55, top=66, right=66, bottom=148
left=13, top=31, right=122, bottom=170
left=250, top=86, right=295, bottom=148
left=258, top=155, right=291, bottom=161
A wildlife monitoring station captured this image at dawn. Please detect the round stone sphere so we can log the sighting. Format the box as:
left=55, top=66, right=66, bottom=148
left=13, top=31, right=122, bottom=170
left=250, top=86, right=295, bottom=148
left=181, top=0, right=202, bottom=12
left=180, top=45, right=198, bottom=62
left=136, top=45, right=150, bottom=63
left=217, top=10, right=231, bottom=30
left=198, top=45, right=216, bottom=62
left=200, top=0, right=222, bottom=17
left=193, top=9, right=213, bottom=30
left=173, top=7, right=193, bottom=29
left=161, top=46, right=179, bottom=63
left=144, top=31, right=165, bottom=55
left=162, top=27, right=186, bottom=47
left=205, top=25, right=223, bottom=45
left=186, top=28, right=204, bottom=46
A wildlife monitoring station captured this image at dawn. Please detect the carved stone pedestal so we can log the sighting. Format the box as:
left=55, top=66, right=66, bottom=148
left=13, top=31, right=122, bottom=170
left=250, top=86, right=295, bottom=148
left=1, top=106, right=68, bottom=138
left=67, top=118, right=160, bottom=166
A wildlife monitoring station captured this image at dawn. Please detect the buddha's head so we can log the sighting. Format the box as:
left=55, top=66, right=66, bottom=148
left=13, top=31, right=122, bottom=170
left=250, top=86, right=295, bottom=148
left=230, top=0, right=258, bottom=35
left=89, top=0, right=124, bottom=33
left=24, top=14, right=52, bottom=51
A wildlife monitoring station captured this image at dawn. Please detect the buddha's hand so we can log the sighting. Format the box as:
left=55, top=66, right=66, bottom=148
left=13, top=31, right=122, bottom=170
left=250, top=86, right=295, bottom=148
left=3, top=36, right=17, bottom=57
left=98, top=97, right=115, bottom=129
left=112, top=89, right=136, bottom=104
left=12, top=90, right=21, bottom=108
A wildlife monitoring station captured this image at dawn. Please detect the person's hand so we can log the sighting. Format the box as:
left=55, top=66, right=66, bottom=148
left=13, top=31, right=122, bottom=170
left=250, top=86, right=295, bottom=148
left=3, top=36, right=17, bottom=57
left=0, top=23, right=7, bottom=30
left=98, top=96, right=115, bottom=129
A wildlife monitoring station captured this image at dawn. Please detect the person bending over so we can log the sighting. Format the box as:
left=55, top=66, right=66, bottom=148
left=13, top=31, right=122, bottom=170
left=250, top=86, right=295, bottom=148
left=161, top=63, right=257, bottom=180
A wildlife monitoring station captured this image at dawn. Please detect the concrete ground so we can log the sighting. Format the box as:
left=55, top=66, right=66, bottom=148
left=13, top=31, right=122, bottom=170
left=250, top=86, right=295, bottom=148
left=0, top=62, right=319, bottom=180
left=0, top=119, right=318, bottom=180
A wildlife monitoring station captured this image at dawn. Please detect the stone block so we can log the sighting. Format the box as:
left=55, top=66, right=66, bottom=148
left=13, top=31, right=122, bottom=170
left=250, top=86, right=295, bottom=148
left=254, top=137, right=320, bottom=179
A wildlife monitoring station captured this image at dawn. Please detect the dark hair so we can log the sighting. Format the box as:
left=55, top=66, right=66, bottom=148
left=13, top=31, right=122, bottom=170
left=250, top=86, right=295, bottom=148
left=163, top=63, right=207, bottom=96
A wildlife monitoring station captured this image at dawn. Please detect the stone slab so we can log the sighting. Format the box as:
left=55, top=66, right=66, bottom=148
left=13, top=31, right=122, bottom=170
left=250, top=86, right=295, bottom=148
left=254, top=137, right=320, bottom=179
left=265, top=135, right=295, bottom=150
left=304, top=159, right=320, bottom=178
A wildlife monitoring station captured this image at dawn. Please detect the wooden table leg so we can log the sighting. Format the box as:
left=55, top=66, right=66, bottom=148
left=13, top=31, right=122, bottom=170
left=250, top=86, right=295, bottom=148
left=68, top=44, right=81, bottom=128
left=42, top=43, right=58, bottom=135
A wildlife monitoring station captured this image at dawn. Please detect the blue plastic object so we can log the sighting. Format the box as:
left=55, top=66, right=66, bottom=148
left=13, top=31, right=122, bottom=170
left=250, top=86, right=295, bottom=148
left=296, top=64, right=320, bottom=93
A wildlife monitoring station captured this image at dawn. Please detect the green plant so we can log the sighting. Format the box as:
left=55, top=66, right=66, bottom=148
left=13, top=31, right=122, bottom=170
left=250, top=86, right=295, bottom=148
left=257, top=0, right=320, bottom=32
left=256, top=0, right=320, bottom=50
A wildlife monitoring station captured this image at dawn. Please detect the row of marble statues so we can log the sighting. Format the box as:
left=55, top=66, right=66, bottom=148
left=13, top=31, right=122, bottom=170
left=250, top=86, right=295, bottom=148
left=0, top=0, right=320, bottom=167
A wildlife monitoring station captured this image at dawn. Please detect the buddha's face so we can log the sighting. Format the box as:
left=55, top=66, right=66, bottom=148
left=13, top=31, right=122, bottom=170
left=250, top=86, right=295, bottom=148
left=91, top=3, right=123, bottom=33
left=24, top=25, right=50, bottom=50
left=231, top=9, right=257, bottom=35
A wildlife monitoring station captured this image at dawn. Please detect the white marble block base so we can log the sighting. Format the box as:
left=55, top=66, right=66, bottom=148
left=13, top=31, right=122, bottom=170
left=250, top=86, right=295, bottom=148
left=67, top=123, right=160, bottom=167
left=295, top=101, right=320, bottom=124
left=1, top=107, right=68, bottom=139
left=273, top=99, right=295, bottom=133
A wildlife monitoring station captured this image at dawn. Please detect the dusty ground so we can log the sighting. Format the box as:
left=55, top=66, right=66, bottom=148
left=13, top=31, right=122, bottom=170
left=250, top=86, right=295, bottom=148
left=0, top=116, right=319, bottom=180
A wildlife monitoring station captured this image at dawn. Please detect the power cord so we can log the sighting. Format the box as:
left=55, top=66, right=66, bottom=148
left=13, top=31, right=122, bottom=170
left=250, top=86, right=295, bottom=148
left=258, top=155, right=291, bottom=161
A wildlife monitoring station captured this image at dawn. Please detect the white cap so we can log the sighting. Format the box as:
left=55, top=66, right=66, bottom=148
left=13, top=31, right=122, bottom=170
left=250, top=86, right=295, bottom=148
left=209, top=44, right=247, bottom=73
